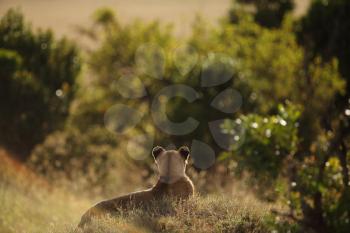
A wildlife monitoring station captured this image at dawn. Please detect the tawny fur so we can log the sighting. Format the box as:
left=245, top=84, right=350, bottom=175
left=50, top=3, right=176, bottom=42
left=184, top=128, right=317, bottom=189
left=78, top=146, right=194, bottom=227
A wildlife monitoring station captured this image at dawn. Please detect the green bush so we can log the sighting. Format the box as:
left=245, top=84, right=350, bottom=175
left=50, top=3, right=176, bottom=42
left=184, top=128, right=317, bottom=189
left=297, top=0, right=350, bottom=83
left=29, top=127, right=120, bottom=195
left=222, top=61, right=348, bottom=232
left=221, top=104, right=300, bottom=200
left=0, top=9, right=80, bottom=157
left=73, top=8, right=307, bottom=149
left=229, top=0, right=294, bottom=28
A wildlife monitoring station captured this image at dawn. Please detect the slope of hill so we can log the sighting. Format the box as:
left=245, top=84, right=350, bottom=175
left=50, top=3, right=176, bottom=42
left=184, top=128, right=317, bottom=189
left=0, top=149, right=274, bottom=233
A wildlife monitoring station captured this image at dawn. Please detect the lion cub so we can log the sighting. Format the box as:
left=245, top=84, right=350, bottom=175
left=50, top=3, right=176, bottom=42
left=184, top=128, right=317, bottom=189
left=78, top=146, right=194, bottom=227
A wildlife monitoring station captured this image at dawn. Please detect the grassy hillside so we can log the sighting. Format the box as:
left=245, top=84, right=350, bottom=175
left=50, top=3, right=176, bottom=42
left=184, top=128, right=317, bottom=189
left=0, top=149, right=90, bottom=232
left=75, top=196, right=270, bottom=233
left=0, top=149, right=273, bottom=233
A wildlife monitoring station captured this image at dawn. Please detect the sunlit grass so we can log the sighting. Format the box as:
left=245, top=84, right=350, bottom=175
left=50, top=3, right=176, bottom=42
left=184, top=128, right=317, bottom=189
left=0, top=151, right=90, bottom=233
left=0, top=150, right=273, bottom=233
left=73, top=195, right=270, bottom=233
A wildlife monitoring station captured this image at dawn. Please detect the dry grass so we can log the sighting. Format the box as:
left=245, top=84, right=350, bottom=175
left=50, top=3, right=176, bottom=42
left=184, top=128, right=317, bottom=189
left=74, top=195, right=270, bottom=233
left=0, top=149, right=273, bottom=233
left=0, top=150, right=90, bottom=233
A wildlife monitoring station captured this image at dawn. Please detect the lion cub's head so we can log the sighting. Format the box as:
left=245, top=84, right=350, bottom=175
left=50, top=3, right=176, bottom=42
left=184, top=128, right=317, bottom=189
left=152, top=146, right=190, bottom=184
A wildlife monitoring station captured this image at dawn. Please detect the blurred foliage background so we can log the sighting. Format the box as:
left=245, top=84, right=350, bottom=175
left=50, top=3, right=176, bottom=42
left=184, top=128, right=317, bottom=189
left=0, top=1, right=350, bottom=233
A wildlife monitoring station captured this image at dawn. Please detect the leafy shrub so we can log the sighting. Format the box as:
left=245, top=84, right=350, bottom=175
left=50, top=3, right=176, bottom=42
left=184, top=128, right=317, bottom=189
left=221, top=104, right=300, bottom=200
left=297, top=0, right=350, bottom=83
left=74, top=8, right=308, bottom=150
left=0, top=9, right=80, bottom=157
left=29, top=127, right=118, bottom=194
left=229, top=0, right=294, bottom=28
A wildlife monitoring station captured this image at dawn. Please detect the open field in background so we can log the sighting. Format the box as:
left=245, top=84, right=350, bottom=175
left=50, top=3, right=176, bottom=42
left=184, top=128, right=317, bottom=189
left=0, top=0, right=310, bottom=38
left=0, top=0, right=231, bottom=38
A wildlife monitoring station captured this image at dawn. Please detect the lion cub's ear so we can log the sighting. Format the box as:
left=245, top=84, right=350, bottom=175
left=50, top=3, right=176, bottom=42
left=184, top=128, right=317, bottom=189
left=152, top=146, right=165, bottom=159
left=178, top=146, right=190, bottom=161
